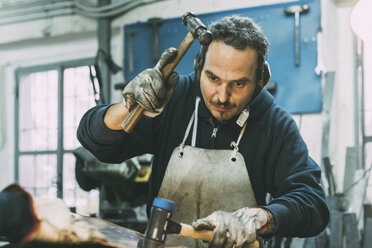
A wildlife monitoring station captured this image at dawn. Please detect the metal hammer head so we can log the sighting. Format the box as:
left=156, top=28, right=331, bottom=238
left=284, top=4, right=310, bottom=16
left=148, top=17, right=163, bottom=26
left=143, top=198, right=176, bottom=248
left=182, top=12, right=213, bottom=46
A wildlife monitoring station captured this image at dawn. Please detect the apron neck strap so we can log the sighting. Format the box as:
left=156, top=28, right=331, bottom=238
left=191, top=97, right=201, bottom=146
left=230, top=120, right=248, bottom=162
left=180, top=97, right=200, bottom=153
left=236, top=121, right=248, bottom=146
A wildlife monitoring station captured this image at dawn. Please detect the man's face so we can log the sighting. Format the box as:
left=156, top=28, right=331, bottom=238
left=200, top=41, right=258, bottom=122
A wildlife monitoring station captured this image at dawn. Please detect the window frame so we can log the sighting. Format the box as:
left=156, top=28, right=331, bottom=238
left=14, top=58, right=95, bottom=199
left=360, top=40, right=372, bottom=170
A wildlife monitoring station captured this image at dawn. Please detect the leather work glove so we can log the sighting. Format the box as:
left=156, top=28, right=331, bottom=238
left=0, top=184, right=106, bottom=245
left=122, top=47, right=179, bottom=118
left=192, top=208, right=272, bottom=248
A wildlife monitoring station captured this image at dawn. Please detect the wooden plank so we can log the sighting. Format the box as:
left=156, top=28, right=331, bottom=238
left=343, top=147, right=358, bottom=192
left=330, top=211, right=343, bottom=248
left=344, top=212, right=360, bottom=248
left=363, top=218, right=372, bottom=248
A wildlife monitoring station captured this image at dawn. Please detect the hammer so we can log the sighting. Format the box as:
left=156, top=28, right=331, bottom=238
left=141, top=198, right=260, bottom=248
left=284, top=4, right=310, bottom=66
left=121, top=12, right=213, bottom=133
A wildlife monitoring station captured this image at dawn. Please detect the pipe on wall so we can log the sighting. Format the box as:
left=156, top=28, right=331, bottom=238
left=0, top=0, right=165, bottom=26
left=0, top=65, right=6, bottom=151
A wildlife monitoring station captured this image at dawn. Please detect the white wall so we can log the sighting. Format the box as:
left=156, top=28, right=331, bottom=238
left=0, top=0, right=357, bottom=193
left=323, top=0, right=357, bottom=192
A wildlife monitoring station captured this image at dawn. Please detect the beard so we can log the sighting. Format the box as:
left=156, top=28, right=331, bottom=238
left=209, top=99, right=237, bottom=124
left=216, top=113, right=228, bottom=124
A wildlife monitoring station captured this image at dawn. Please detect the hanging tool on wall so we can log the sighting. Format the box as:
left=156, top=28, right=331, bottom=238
left=90, top=49, right=122, bottom=104
left=121, top=12, right=213, bottom=133
left=284, top=4, right=310, bottom=66
left=148, top=17, right=164, bottom=63
left=128, top=32, right=136, bottom=74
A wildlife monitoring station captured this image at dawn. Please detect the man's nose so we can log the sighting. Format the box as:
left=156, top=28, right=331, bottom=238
left=217, top=84, right=230, bottom=103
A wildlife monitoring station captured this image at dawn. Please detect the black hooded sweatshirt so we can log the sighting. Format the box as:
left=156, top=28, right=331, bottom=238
left=77, top=72, right=329, bottom=237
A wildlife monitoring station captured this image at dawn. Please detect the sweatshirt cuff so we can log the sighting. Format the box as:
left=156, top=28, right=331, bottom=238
left=92, top=105, right=125, bottom=143
left=261, top=202, right=295, bottom=236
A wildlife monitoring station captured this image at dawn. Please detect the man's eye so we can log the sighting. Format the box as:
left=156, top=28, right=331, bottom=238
left=209, top=75, right=218, bottom=81
left=234, top=81, right=245, bottom=87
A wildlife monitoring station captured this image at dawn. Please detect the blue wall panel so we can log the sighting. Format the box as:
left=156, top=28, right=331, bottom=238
left=124, top=0, right=321, bottom=114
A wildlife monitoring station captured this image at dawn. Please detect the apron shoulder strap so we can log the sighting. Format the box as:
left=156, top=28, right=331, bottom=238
left=179, top=97, right=201, bottom=156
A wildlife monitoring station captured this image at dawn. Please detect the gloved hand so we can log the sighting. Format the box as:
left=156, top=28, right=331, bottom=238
left=192, top=208, right=271, bottom=248
left=122, top=47, right=179, bottom=118
left=0, top=184, right=106, bottom=245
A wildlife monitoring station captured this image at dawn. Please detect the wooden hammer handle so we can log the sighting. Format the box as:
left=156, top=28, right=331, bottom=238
left=179, top=223, right=213, bottom=242
left=121, top=32, right=195, bottom=133
left=179, top=223, right=260, bottom=248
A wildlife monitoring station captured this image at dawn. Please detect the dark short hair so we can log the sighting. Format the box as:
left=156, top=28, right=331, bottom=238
left=194, top=15, right=269, bottom=87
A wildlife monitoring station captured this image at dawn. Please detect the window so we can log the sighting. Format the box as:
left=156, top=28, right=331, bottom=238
left=15, top=59, right=99, bottom=215
left=364, top=42, right=372, bottom=165
left=362, top=41, right=372, bottom=203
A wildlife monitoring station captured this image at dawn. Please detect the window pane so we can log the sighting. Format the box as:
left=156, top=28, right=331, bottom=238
left=364, top=43, right=372, bottom=136
left=365, top=110, right=372, bottom=136
left=366, top=143, right=372, bottom=170
left=63, top=153, right=99, bottom=215
left=19, top=154, right=57, bottom=198
left=19, top=71, right=58, bottom=151
left=365, top=143, right=372, bottom=203
left=64, top=66, right=96, bottom=150
left=364, top=43, right=372, bottom=111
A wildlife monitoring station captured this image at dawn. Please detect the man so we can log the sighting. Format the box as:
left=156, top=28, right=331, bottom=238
left=77, top=15, right=329, bottom=248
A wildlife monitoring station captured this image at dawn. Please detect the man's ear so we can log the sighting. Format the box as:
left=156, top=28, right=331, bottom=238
left=194, top=45, right=208, bottom=82
left=260, top=61, right=271, bottom=88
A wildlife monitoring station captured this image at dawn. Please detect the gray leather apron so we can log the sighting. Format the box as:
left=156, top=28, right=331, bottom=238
left=158, top=97, right=257, bottom=248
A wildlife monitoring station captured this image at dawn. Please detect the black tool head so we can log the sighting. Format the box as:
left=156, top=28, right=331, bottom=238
left=284, top=4, right=310, bottom=15
left=182, top=12, right=213, bottom=45
left=142, top=198, right=176, bottom=248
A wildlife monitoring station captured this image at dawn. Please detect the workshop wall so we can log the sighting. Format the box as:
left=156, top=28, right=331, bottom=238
left=0, top=64, right=13, bottom=189
left=123, top=1, right=322, bottom=114
left=0, top=0, right=358, bottom=195
left=324, top=1, right=358, bottom=191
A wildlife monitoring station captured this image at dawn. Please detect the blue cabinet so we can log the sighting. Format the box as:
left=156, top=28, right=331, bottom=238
left=124, top=0, right=321, bottom=114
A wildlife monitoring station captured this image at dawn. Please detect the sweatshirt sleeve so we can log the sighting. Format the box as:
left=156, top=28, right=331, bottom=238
left=77, top=104, right=155, bottom=164
left=262, top=113, right=330, bottom=237
left=0, top=184, right=38, bottom=244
